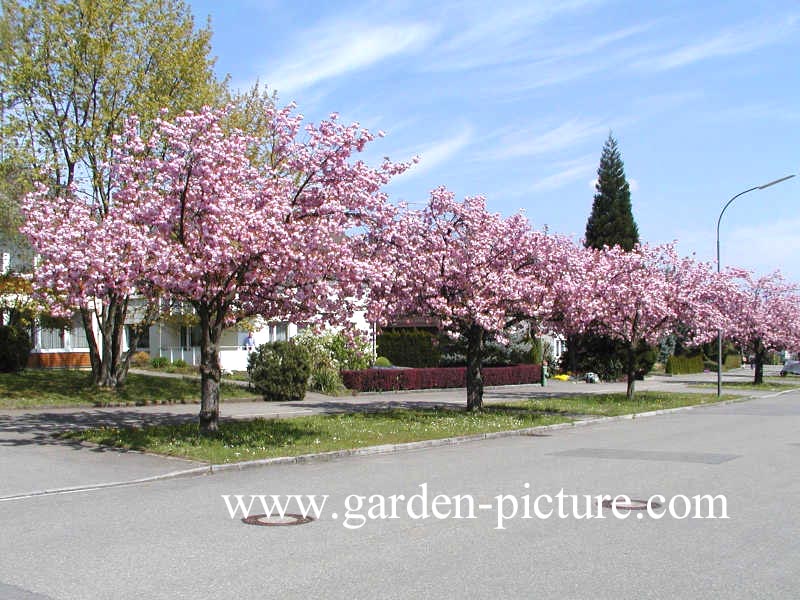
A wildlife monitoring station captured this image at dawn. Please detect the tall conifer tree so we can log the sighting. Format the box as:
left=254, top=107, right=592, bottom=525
left=564, top=134, right=654, bottom=380
left=585, top=134, right=639, bottom=251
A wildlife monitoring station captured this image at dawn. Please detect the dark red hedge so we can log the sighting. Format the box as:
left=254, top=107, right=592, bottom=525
left=341, top=364, right=543, bottom=392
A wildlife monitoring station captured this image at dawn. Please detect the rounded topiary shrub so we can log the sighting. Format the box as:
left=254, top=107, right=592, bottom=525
left=248, top=341, right=311, bottom=401
left=374, top=356, right=392, bottom=367
left=0, top=325, right=32, bottom=372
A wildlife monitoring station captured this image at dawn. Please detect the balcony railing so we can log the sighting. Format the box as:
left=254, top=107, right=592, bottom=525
left=157, top=346, right=254, bottom=372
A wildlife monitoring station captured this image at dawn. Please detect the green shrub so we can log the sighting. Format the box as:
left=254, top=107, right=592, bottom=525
left=291, top=330, right=371, bottom=394
left=635, top=343, right=658, bottom=379
left=0, top=324, right=31, bottom=372
left=377, top=329, right=440, bottom=368
left=325, top=332, right=371, bottom=370
left=248, top=341, right=311, bottom=401
left=724, top=354, right=742, bottom=370
left=374, top=356, right=392, bottom=367
left=151, top=356, right=169, bottom=368
left=666, top=354, right=705, bottom=375
left=130, top=351, right=151, bottom=368
left=172, top=359, right=188, bottom=368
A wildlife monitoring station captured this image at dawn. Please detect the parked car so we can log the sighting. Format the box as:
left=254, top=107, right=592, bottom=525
left=780, top=361, right=800, bottom=376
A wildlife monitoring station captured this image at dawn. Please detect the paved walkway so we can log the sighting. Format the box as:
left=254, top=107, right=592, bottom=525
left=0, top=366, right=783, bottom=430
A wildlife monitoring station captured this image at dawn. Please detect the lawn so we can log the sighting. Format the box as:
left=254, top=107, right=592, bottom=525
left=64, top=391, right=735, bottom=464
left=0, top=369, right=257, bottom=409
left=63, top=408, right=570, bottom=463
left=689, top=381, right=800, bottom=392
left=495, top=391, right=737, bottom=418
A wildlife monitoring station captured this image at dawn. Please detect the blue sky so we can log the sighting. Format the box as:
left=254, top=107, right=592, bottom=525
left=187, top=0, right=800, bottom=280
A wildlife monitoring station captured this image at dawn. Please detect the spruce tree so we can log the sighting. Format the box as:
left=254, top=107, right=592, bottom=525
left=585, top=134, right=639, bottom=251
left=565, top=134, right=653, bottom=381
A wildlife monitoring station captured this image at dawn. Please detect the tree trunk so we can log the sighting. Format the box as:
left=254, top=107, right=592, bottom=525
left=753, top=344, right=766, bottom=385
left=466, top=324, right=485, bottom=411
left=625, top=341, right=636, bottom=401
left=198, top=306, right=222, bottom=435
left=83, top=296, right=153, bottom=389
left=97, top=298, right=121, bottom=388
left=567, top=333, right=579, bottom=375
left=81, top=307, right=102, bottom=385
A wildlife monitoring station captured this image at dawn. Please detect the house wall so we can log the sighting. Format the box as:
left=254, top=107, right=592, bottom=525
left=151, top=320, right=301, bottom=371
left=28, top=352, right=91, bottom=369
left=28, top=312, right=94, bottom=369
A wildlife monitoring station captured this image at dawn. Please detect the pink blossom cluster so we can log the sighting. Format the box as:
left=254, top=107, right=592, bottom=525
left=551, top=243, right=730, bottom=350
left=719, top=269, right=800, bottom=355
left=367, top=186, right=574, bottom=338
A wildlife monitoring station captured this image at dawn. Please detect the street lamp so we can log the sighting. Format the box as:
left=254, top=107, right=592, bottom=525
left=716, top=174, right=797, bottom=396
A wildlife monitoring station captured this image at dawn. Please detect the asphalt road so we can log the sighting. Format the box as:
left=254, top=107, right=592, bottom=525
left=1, top=381, right=798, bottom=599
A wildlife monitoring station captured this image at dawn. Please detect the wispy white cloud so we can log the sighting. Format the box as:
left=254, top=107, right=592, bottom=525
left=262, top=21, right=437, bottom=94
left=634, top=15, right=799, bottom=71
left=441, top=0, right=599, bottom=52
left=425, top=0, right=608, bottom=71
left=396, top=127, right=474, bottom=179
left=531, top=155, right=597, bottom=192
left=483, top=118, right=611, bottom=161
left=537, top=22, right=655, bottom=64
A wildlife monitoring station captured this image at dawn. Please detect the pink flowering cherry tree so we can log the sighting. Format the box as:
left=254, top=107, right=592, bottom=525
left=552, top=243, right=724, bottom=399
left=114, top=105, right=408, bottom=433
left=368, top=187, right=563, bottom=410
left=720, top=269, right=800, bottom=384
left=22, top=184, right=155, bottom=387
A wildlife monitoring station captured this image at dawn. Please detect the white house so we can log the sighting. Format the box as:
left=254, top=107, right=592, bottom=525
left=148, top=307, right=375, bottom=372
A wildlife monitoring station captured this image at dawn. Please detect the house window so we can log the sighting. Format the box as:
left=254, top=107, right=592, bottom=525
left=274, top=323, right=288, bottom=342
left=179, top=325, right=202, bottom=347
left=71, top=316, right=89, bottom=349
left=39, top=326, right=64, bottom=349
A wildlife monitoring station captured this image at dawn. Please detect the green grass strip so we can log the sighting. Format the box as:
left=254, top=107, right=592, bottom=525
left=0, top=370, right=255, bottom=409
left=64, top=408, right=569, bottom=463
left=495, top=391, right=739, bottom=417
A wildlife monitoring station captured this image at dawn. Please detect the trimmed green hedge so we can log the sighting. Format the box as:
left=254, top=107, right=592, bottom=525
left=666, top=354, right=705, bottom=375
left=376, top=329, right=440, bottom=368
left=724, top=354, right=742, bottom=370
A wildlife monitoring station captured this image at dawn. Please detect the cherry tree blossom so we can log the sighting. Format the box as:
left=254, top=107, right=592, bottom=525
left=368, top=187, right=566, bottom=410
left=720, top=269, right=800, bottom=384
left=111, top=105, right=408, bottom=433
left=21, top=184, right=155, bottom=387
left=551, top=243, right=724, bottom=399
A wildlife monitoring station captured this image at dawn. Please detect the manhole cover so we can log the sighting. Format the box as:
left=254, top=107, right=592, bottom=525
left=242, top=513, right=315, bottom=526
left=601, top=498, right=662, bottom=511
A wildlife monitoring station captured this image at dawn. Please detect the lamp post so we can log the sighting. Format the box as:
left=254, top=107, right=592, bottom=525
left=716, top=174, right=796, bottom=396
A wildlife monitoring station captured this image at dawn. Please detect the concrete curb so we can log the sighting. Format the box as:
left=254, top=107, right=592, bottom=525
left=0, top=465, right=211, bottom=503
left=5, top=389, right=793, bottom=501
